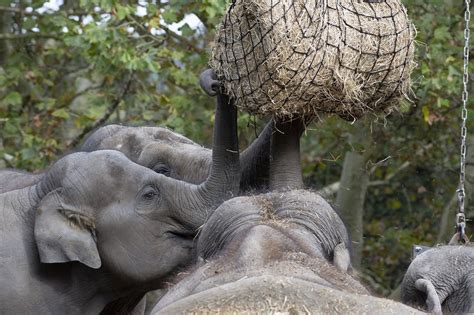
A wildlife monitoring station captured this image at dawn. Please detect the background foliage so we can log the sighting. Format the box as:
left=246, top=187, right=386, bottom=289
left=0, top=0, right=472, bottom=297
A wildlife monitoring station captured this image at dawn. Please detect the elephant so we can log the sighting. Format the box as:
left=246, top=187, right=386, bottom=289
left=401, top=244, right=474, bottom=313
left=150, top=114, right=422, bottom=314
left=80, top=121, right=271, bottom=192
left=0, top=71, right=241, bottom=314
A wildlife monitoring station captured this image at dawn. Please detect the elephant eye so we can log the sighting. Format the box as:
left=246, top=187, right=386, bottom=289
left=152, top=163, right=170, bottom=176
left=141, top=187, right=158, bottom=201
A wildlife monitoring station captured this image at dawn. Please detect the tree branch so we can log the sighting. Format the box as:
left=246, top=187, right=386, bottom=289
left=0, top=6, right=38, bottom=16
left=0, top=33, right=60, bottom=40
left=0, top=6, right=100, bottom=17
left=318, top=181, right=340, bottom=198
left=160, top=24, right=204, bottom=54
left=127, top=14, right=203, bottom=55
left=67, top=73, right=133, bottom=149
left=318, top=160, right=412, bottom=196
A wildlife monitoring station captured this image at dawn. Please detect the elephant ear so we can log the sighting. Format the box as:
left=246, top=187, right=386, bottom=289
left=414, top=279, right=442, bottom=314
left=333, top=243, right=351, bottom=273
left=34, top=188, right=101, bottom=269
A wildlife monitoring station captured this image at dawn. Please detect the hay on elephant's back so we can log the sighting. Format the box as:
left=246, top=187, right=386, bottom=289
left=211, top=0, right=416, bottom=120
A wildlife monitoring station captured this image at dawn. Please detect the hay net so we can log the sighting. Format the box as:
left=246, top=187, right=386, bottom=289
left=210, top=0, right=416, bottom=120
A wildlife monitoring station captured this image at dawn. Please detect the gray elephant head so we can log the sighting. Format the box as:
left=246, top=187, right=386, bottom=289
left=81, top=125, right=212, bottom=185
left=401, top=245, right=474, bottom=313
left=35, top=150, right=203, bottom=279
left=197, top=190, right=351, bottom=267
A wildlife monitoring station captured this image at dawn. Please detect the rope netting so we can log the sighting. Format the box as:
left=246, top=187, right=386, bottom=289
left=210, top=0, right=416, bottom=120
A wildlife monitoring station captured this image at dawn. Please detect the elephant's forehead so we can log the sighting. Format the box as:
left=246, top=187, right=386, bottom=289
left=97, top=126, right=202, bottom=161
left=198, top=191, right=347, bottom=261
left=106, top=126, right=197, bottom=146
left=56, top=152, right=146, bottom=210
left=63, top=151, right=145, bottom=186
left=140, top=140, right=210, bottom=163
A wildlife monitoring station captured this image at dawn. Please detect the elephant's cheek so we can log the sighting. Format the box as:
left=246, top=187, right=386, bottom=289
left=95, top=214, right=159, bottom=282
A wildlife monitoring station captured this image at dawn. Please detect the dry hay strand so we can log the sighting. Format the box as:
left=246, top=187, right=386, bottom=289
left=211, top=0, right=416, bottom=120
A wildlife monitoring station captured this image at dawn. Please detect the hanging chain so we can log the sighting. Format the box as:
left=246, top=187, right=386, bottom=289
left=455, top=0, right=471, bottom=242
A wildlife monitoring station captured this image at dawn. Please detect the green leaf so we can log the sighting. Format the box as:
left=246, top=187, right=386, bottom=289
left=180, top=24, right=195, bottom=37
left=2, top=92, right=22, bottom=106
left=86, top=104, right=106, bottom=119
left=422, top=106, right=430, bottom=124
left=50, top=15, right=67, bottom=27
left=0, top=74, right=6, bottom=86
left=23, top=17, right=37, bottom=30
left=20, top=147, right=37, bottom=160
left=149, top=17, right=160, bottom=28
left=433, top=26, right=450, bottom=41
left=142, top=110, right=155, bottom=120
left=51, top=108, right=70, bottom=119
left=116, top=5, right=132, bottom=20
left=37, top=98, right=57, bottom=110
left=64, top=36, right=84, bottom=47
left=146, top=59, right=161, bottom=73
left=387, top=199, right=402, bottom=210
left=162, top=9, right=178, bottom=24
left=171, top=50, right=185, bottom=61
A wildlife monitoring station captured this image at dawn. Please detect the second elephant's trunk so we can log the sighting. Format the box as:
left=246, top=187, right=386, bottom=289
left=195, top=92, right=240, bottom=210
left=269, top=118, right=305, bottom=191
left=159, top=89, right=240, bottom=229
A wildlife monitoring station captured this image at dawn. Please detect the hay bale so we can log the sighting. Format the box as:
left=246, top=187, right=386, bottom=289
left=211, top=0, right=416, bottom=120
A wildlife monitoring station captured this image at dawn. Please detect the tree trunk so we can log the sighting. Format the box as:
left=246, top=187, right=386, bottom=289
left=336, top=122, right=372, bottom=269
left=0, top=9, right=9, bottom=66
left=0, top=4, right=11, bottom=169
left=465, top=134, right=474, bottom=230
left=336, top=151, right=369, bottom=268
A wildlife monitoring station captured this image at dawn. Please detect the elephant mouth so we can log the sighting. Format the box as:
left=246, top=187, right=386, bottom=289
left=167, top=230, right=196, bottom=242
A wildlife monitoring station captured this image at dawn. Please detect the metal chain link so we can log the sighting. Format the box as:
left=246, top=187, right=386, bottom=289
left=456, top=0, right=471, bottom=240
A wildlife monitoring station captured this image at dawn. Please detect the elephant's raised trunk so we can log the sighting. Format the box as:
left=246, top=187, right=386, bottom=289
left=159, top=75, right=240, bottom=230
left=194, top=91, right=240, bottom=212
left=269, top=118, right=305, bottom=191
